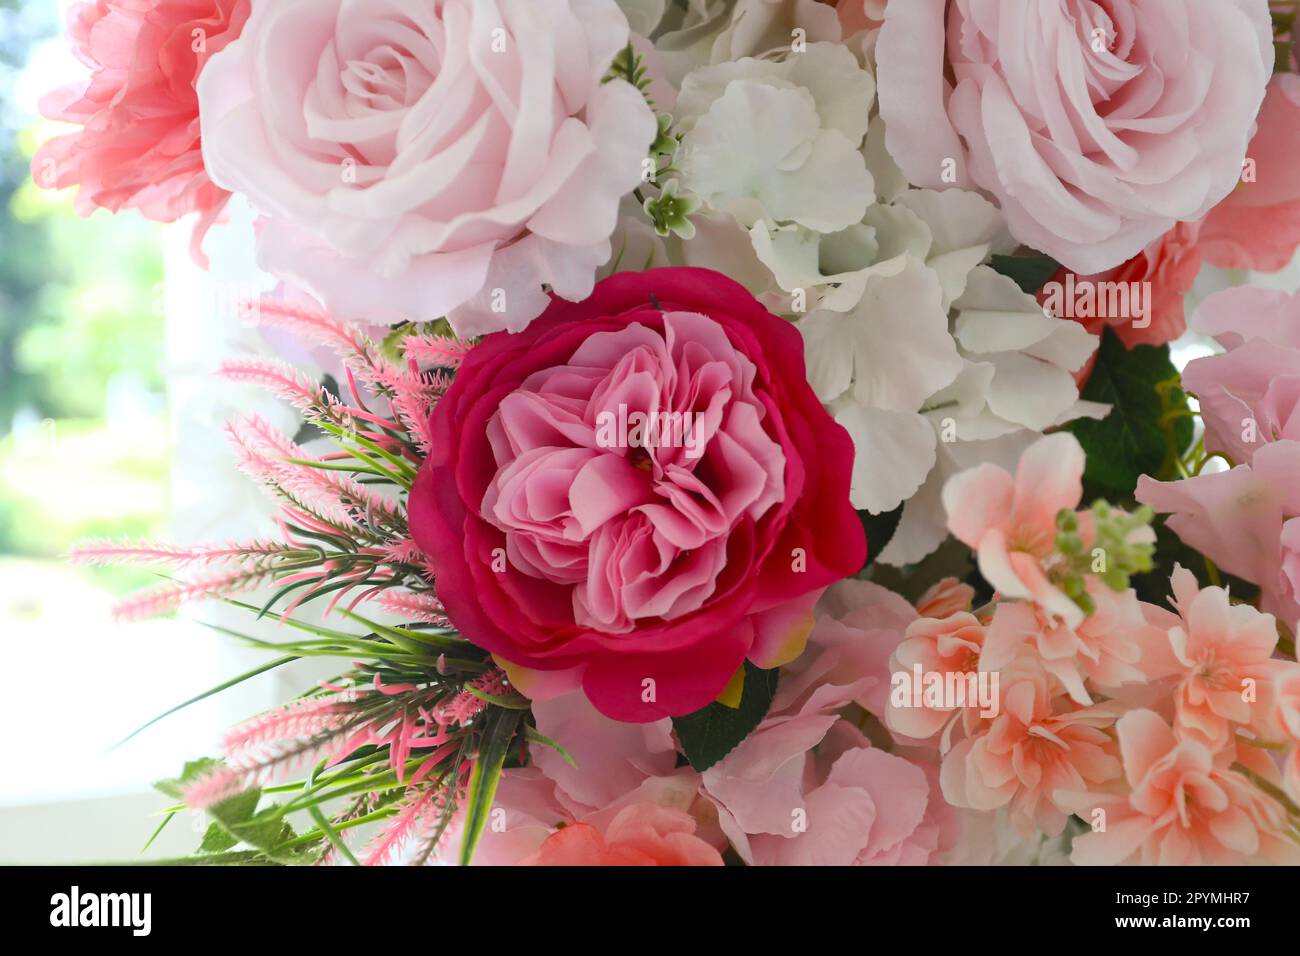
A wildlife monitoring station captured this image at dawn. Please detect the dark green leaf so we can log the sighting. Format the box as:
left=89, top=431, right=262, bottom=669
left=990, top=253, right=1060, bottom=295
left=858, top=505, right=902, bottom=571
left=672, top=660, right=779, bottom=772
left=1066, top=329, right=1192, bottom=497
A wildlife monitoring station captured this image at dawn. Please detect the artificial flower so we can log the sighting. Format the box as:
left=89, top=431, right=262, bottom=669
left=1137, top=441, right=1300, bottom=637
left=1199, top=73, right=1300, bottom=272
left=1067, top=709, right=1300, bottom=865
left=1181, top=286, right=1300, bottom=467
left=675, top=42, right=875, bottom=235
left=522, top=802, right=724, bottom=866
left=196, top=0, right=656, bottom=335
left=877, top=0, right=1275, bottom=274
left=33, top=0, right=251, bottom=265
left=408, top=268, right=865, bottom=721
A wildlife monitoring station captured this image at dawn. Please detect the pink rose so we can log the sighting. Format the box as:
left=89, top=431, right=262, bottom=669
left=196, top=0, right=656, bottom=336
left=32, top=0, right=250, bottom=264
left=408, top=268, right=865, bottom=721
left=522, top=802, right=724, bottom=866
left=877, top=0, right=1274, bottom=274
left=1200, top=74, right=1300, bottom=272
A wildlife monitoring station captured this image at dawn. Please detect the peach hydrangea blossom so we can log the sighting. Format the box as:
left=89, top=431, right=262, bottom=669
left=522, top=802, right=724, bottom=867
left=980, top=582, right=1162, bottom=707
left=939, top=655, right=1124, bottom=837
left=941, top=432, right=1089, bottom=628
left=1156, top=567, right=1290, bottom=751
left=1067, top=710, right=1300, bottom=866
left=884, top=610, right=988, bottom=743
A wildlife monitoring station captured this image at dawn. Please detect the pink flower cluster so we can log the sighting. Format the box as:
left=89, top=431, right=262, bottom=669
left=1139, top=287, right=1300, bottom=638
left=458, top=624, right=966, bottom=867
left=822, top=432, right=1300, bottom=864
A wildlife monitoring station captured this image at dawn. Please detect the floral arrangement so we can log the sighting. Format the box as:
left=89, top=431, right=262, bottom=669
left=35, top=0, right=1300, bottom=866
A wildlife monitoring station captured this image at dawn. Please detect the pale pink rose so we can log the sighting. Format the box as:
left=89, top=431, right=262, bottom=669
left=1067, top=709, right=1300, bottom=865
left=522, top=802, right=724, bottom=866
left=877, top=0, right=1274, bottom=275
left=1200, top=74, right=1300, bottom=272
left=1183, top=287, right=1300, bottom=468
left=885, top=611, right=987, bottom=742
left=1137, top=441, right=1300, bottom=637
left=941, top=432, right=1087, bottom=629
left=196, top=0, right=656, bottom=335
left=939, top=655, right=1123, bottom=837
left=33, top=0, right=251, bottom=266
left=981, top=583, right=1155, bottom=707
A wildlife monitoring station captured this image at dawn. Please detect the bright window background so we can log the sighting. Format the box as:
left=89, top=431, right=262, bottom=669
left=0, top=0, right=319, bottom=862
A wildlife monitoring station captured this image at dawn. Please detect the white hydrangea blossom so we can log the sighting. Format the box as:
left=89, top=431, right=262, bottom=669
left=634, top=32, right=1106, bottom=553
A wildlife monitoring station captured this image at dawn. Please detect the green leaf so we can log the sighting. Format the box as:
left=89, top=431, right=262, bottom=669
left=858, top=505, right=902, bottom=571
left=990, top=253, right=1060, bottom=295
left=458, top=707, right=523, bottom=865
left=1065, top=329, right=1193, bottom=497
left=154, top=758, right=223, bottom=801
left=114, top=655, right=297, bottom=750
left=672, top=661, right=779, bottom=772
left=198, top=821, right=239, bottom=854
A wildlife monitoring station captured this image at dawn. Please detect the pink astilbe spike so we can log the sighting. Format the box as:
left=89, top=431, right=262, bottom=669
left=226, top=413, right=404, bottom=530
left=246, top=297, right=399, bottom=391
left=379, top=536, right=426, bottom=567
left=402, top=334, right=474, bottom=369
left=376, top=589, right=448, bottom=625
left=221, top=694, right=357, bottom=765
left=68, top=538, right=290, bottom=568
left=433, top=669, right=509, bottom=728
left=180, top=765, right=248, bottom=810
left=111, top=565, right=275, bottom=621
left=370, top=363, right=442, bottom=452
left=219, top=358, right=339, bottom=418
left=361, top=784, right=455, bottom=866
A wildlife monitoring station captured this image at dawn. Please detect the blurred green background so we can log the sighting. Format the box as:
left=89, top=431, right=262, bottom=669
left=1, top=0, right=170, bottom=603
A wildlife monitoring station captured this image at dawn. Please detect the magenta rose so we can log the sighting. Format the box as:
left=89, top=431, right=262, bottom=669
left=409, top=268, right=865, bottom=722
left=877, top=0, right=1274, bottom=275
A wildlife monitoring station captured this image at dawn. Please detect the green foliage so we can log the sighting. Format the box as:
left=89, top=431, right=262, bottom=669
left=673, top=661, right=779, bottom=771
left=859, top=504, right=903, bottom=572
left=458, top=707, right=523, bottom=865
left=603, top=42, right=655, bottom=108
left=989, top=253, right=1060, bottom=295
left=1065, top=329, right=1194, bottom=497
